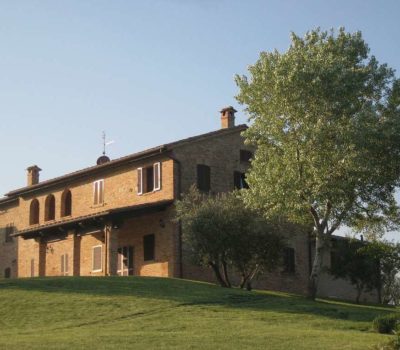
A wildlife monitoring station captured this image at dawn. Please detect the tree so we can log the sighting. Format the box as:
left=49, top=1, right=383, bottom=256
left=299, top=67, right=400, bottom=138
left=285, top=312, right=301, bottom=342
left=175, top=187, right=288, bottom=289
left=235, top=28, right=400, bottom=299
left=330, top=239, right=379, bottom=303
left=359, top=240, right=400, bottom=304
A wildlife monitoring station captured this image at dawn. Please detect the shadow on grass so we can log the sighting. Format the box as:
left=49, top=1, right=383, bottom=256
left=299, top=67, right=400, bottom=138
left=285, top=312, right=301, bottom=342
left=0, top=276, right=393, bottom=323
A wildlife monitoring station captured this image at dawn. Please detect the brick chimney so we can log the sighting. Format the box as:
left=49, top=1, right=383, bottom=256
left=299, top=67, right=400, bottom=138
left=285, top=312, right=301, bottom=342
left=220, top=106, right=237, bottom=129
left=27, top=165, right=42, bottom=186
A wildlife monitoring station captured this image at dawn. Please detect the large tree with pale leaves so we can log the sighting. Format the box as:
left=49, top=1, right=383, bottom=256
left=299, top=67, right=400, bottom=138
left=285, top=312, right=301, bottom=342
left=235, top=28, right=400, bottom=299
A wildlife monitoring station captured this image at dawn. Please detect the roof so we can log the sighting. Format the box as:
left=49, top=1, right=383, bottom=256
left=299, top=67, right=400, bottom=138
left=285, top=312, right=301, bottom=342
left=12, top=200, right=174, bottom=238
left=2, top=124, right=246, bottom=199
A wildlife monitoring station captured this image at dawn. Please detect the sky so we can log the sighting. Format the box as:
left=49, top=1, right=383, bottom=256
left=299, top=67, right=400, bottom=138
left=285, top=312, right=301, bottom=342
left=0, top=0, right=399, bottom=238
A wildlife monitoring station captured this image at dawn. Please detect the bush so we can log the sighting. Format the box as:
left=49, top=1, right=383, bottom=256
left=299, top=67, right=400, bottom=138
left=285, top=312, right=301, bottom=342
left=372, top=330, right=400, bottom=350
left=373, top=314, right=400, bottom=334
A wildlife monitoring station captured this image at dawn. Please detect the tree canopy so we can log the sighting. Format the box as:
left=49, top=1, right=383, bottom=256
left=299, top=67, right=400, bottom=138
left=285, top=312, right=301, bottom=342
left=235, top=28, right=400, bottom=298
left=175, top=187, right=289, bottom=289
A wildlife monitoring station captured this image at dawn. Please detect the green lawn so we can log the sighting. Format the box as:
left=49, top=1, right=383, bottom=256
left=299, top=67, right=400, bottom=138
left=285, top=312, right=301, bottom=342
left=0, top=277, right=395, bottom=349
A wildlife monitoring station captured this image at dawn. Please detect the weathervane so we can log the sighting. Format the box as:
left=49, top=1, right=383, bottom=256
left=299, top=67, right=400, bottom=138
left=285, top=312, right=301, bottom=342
left=102, top=131, right=115, bottom=156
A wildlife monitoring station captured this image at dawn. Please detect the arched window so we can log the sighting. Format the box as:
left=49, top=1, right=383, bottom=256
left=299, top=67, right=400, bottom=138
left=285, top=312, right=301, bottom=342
left=44, top=194, right=56, bottom=221
left=61, top=189, right=72, bottom=217
left=29, top=199, right=40, bottom=225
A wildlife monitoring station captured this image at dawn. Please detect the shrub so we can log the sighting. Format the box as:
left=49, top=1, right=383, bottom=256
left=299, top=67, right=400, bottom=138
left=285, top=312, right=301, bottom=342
left=373, top=314, right=400, bottom=334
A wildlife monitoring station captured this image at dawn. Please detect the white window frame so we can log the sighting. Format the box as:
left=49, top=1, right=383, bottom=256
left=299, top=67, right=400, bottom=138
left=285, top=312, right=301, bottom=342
left=93, top=179, right=104, bottom=205
left=92, top=245, right=103, bottom=272
left=137, top=168, right=143, bottom=195
left=153, top=162, right=161, bottom=191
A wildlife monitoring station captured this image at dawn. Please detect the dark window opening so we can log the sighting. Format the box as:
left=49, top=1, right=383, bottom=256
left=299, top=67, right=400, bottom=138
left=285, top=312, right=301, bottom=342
left=5, top=224, right=14, bottom=243
left=283, top=247, right=295, bottom=273
left=61, top=189, right=72, bottom=217
left=29, top=199, right=40, bottom=225
left=4, top=268, right=11, bottom=278
left=146, top=166, right=154, bottom=192
left=197, top=164, right=211, bottom=192
left=240, top=150, right=253, bottom=163
left=143, top=234, right=155, bottom=261
left=45, top=194, right=56, bottom=221
left=234, top=171, right=249, bottom=189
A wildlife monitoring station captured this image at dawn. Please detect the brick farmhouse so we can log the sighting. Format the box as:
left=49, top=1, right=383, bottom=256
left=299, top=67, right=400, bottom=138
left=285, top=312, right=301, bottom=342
left=0, top=107, right=378, bottom=302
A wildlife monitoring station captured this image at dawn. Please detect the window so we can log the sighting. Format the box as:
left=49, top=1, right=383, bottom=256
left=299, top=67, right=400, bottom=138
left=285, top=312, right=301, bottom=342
left=5, top=224, right=14, bottom=243
left=44, top=194, right=56, bottom=221
left=137, top=163, right=161, bottom=195
left=93, top=180, right=104, bottom=205
left=197, top=164, right=210, bottom=192
left=92, top=245, right=102, bottom=272
left=61, top=254, right=69, bottom=276
left=234, top=171, right=249, bottom=189
left=117, top=246, right=134, bottom=276
left=143, top=234, right=155, bottom=261
left=283, top=247, right=295, bottom=273
left=240, top=150, right=253, bottom=163
left=29, top=199, right=40, bottom=225
left=61, top=189, right=72, bottom=217
left=4, top=268, right=11, bottom=279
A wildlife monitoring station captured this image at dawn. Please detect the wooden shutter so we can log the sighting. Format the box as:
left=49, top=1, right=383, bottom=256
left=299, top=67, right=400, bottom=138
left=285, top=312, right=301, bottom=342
left=99, top=180, right=104, bottom=204
left=153, top=162, right=161, bottom=191
left=61, top=255, right=65, bottom=275
left=240, top=150, right=253, bottom=163
left=93, top=181, right=99, bottom=205
left=65, top=253, right=69, bottom=275
left=92, top=246, right=102, bottom=271
left=128, top=246, right=134, bottom=275
left=30, top=259, right=35, bottom=277
left=137, top=168, right=143, bottom=195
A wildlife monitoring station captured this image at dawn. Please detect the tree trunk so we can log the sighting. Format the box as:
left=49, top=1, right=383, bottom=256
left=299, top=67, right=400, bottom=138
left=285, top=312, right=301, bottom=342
left=209, top=262, right=228, bottom=288
left=221, top=260, right=231, bottom=288
left=356, top=285, right=362, bottom=304
left=308, top=234, right=325, bottom=300
left=239, top=273, right=249, bottom=289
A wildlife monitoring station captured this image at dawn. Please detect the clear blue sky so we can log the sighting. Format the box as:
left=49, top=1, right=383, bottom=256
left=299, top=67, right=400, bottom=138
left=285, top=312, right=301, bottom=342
left=1, top=0, right=399, bottom=238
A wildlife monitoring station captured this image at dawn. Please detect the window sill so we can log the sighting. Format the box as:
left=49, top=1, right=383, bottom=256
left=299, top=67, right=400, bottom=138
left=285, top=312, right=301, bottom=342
left=92, top=269, right=103, bottom=273
left=143, top=259, right=156, bottom=263
left=138, top=189, right=161, bottom=196
left=91, top=203, right=106, bottom=209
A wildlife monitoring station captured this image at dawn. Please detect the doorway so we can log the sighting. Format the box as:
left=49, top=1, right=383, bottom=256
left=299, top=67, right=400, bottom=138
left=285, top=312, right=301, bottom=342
left=117, top=246, right=134, bottom=276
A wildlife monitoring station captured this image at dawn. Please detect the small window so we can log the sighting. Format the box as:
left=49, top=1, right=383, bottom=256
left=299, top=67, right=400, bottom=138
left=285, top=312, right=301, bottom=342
left=283, top=247, right=295, bottom=273
left=137, top=163, right=162, bottom=194
left=4, top=267, right=11, bottom=278
left=61, top=189, right=72, bottom=217
left=197, top=164, right=211, bottom=192
left=29, top=199, right=40, bottom=225
left=93, top=180, right=104, bottom=205
left=233, top=171, right=249, bottom=189
left=92, top=245, right=102, bottom=272
left=240, top=150, right=253, bottom=163
left=5, top=224, right=14, bottom=243
left=143, top=234, right=155, bottom=261
left=45, top=194, right=56, bottom=221
left=61, top=253, right=69, bottom=276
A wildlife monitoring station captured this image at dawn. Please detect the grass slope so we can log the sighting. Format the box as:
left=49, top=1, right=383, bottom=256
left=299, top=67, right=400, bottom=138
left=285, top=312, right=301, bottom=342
left=0, top=277, right=395, bottom=349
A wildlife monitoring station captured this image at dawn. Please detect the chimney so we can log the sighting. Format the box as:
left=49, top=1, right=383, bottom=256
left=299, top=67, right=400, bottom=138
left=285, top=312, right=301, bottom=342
left=27, top=165, right=42, bottom=186
left=220, top=106, right=237, bottom=129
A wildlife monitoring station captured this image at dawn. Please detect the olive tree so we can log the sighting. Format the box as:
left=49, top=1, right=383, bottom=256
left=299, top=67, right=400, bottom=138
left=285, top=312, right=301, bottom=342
left=175, top=187, right=288, bottom=289
left=235, top=28, right=400, bottom=299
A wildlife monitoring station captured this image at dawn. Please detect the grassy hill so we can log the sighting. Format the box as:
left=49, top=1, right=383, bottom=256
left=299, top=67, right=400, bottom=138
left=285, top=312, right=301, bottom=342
left=0, top=277, right=395, bottom=349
